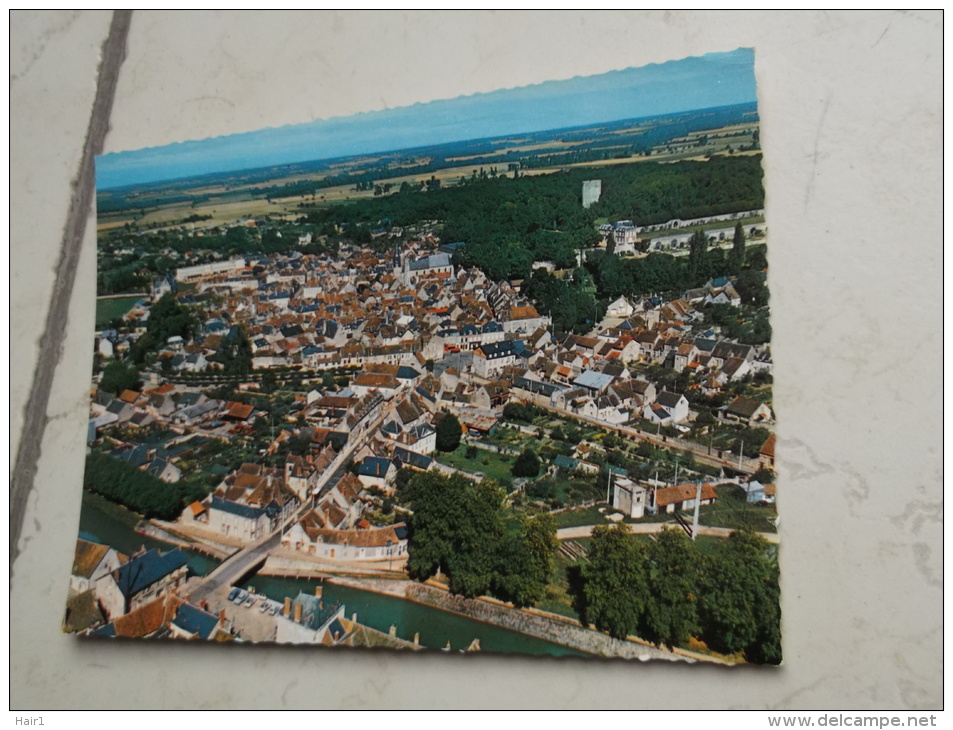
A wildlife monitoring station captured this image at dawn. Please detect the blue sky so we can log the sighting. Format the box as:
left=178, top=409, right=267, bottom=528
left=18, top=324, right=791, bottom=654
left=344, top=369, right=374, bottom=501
left=96, top=48, right=756, bottom=190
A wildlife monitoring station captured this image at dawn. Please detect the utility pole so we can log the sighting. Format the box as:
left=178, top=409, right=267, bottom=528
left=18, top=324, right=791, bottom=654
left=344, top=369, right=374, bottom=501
left=606, top=469, right=613, bottom=506
left=691, top=481, right=702, bottom=541
left=738, top=439, right=744, bottom=469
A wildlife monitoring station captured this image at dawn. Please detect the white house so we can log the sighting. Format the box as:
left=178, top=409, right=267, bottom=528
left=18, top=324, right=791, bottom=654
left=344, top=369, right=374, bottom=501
left=70, top=539, right=125, bottom=595
left=281, top=520, right=408, bottom=563
left=96, top=548, right=189, bottom=620
left=205, top=463, right=300, bottom=542
left=612, top=477, right=648, bottom=519
left=644, top=390, right=690, bottom=425
left=472, top=340, right=520, bottom=378
left=654, top=483, right=718, bottom=514
left=606, top=296, right=635, bottom=318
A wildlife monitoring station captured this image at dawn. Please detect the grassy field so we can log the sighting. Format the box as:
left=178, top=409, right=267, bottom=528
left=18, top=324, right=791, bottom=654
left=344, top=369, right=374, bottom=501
left=95, top=296, right=143, bottom=328
left=434, top=444, right=514, bottom=485
left=551, top=505, right=610, bottom=530
left=697, top=485, right=777, bottom=534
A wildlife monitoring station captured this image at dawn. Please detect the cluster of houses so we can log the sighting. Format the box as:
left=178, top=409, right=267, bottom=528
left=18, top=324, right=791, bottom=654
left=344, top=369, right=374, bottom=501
left=101, top=234, right=552, bottom=378
left=65, top=539, right=233, bottom=641
left=88, top=381, right=264, bottom=457
left=80, top=230, right=776, bottom=624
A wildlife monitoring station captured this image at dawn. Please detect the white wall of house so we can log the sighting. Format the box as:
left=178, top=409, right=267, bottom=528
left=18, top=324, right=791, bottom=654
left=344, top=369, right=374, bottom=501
left=207, top=507, right=269, bottom=541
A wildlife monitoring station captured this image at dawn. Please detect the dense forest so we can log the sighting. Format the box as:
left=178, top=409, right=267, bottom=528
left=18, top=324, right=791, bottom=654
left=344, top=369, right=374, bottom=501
left=303, top=154, right=765, bottom=281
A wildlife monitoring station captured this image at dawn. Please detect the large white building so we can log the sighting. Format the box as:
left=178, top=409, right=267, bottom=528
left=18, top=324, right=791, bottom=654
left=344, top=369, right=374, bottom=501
left=472, top=340, right=520, bottom=378
left=176, top=257, right=246, bottom=282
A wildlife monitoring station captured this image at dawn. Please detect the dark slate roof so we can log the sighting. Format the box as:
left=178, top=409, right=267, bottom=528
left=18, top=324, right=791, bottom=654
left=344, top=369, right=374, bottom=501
left=408, top=424, right=434, bottom=440
left=358, top=456, right=391, bottom=478
left=113, top=548, right=188, bottom=600
left=176, top=391, right=203, bottom=406
left=171, top=602, right=219, bottom=639
left=553, top=455, right=579, bottom=470
left=514, top=377, right=564, bottom=397
left=210, top=495, right=267, bottom=521
left=656, top=390, right=685, bottom=408
left=396, top=366, right=420, bottom=381
left=478, top=340, right=518, bottom=359
left=415, top=386, right=436, bottom=403
left=106, top=400, right=131, bottom=415
left=393, top=447, right=433, bottom=471
left=114, top=444, right=150, bottom=468
left=408, top=252, right=452, bottom=271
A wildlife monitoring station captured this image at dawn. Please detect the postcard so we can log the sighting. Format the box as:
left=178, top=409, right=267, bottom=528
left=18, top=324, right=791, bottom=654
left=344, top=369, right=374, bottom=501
left=66, top=47, right=779, bottom=663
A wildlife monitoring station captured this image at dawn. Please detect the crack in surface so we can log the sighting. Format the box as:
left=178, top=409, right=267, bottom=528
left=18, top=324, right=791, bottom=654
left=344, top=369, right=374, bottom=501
left=10, top=10, right=132, bottom=579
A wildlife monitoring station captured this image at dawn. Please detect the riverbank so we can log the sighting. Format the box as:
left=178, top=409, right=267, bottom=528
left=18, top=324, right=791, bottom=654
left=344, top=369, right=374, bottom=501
left=137, top=520, right=235, bottom=560
left=326, top=575, right=695, bottom=662
left=257, top=549, right=408, bottom=580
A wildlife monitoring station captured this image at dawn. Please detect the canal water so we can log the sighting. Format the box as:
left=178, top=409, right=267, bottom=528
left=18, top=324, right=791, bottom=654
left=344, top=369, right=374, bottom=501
left=78, top=496, right=220, bottom=577
left=79, top=496, right=587, bottom=657
left=240, top=574, right=588, bottom=657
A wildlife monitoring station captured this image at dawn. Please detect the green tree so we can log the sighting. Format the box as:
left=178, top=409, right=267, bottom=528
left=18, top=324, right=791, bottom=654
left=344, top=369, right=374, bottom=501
left=639, top=528, right=701, bottom=649
left=688, top=229, right=710, bottom=283
left=260, top=370, right=278, bottom=394
left=99, top=361, right=141, bottom=395
left=735, top=270, right=769, bottom=307
left=435, top=412, right=462, bottom=452
left=493, top=513, right=558, bottom=607
left=580, top=523, right=649, bottom=639
left=148, top=292, right=197, bottom=345
left=730, top=222, right=746, bottom=275
left=697, top=530, right=781, bottom=664
left=209, top=326, right=252, bottom=375
left=511, top=448, right=541, bottom=478
left=405, top=472, right=505, bottom=598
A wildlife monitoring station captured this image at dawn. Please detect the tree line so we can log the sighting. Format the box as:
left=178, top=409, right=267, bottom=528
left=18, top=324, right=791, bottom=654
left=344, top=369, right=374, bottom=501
left=84, top=452, right=202, bottom=521
left=574, top=523, right=781, bottom=663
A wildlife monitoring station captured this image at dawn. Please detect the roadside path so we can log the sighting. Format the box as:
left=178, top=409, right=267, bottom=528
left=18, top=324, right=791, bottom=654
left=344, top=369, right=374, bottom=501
left=557, top=522, right=779, bottom=544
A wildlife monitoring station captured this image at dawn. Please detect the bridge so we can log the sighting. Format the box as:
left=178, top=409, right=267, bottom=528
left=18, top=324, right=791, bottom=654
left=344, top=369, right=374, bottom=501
left=187, top=396, right=396, bottom=603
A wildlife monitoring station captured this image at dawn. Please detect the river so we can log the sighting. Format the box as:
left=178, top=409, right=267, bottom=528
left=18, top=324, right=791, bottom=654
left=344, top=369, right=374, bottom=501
left=80, top=496, right=587, bottom=657
left=239, top=573, right=589, bottom=658
left=78, top=494, right=220, bottom=577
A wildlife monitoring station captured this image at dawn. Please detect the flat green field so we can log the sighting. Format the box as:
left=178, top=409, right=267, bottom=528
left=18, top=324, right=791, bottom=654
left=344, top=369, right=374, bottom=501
left=434, top=444, right=514, bottom=485
left=95, top=296, right=142, bottom=328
